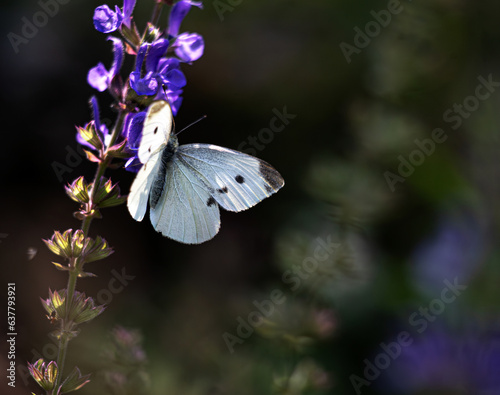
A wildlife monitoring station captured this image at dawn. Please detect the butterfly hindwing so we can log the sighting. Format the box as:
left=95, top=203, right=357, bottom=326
left=176, top=144, right=285, bottom=212
left=149, top=148, right=221, bottom=244
left=138, top=100, right=173, bottom=164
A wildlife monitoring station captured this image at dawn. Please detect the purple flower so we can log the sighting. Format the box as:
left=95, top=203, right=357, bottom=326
left=174, top=32, right=204, bottom=62
left=385, top=329, right=500, bottom=394
left=93, top=0, right=136, bottom=33
left=87, top=37, right=124, bottom=92
left=129, top=39, right=170, bottom=96
left=167, top=0, right=203, bottom=37
left=121, top=111, right=147, bottom=172
left=93, top=5, right=123, bottom=33
left=411, top=209, right=484, bottom=296
left=77, top=97, right=111, bottom=149
left=167, top=0, right=205, bottom=63
left=129, top=39, right=187, bottom=114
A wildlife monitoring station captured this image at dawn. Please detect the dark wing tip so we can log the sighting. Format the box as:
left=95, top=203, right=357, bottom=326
left=259, top=161, right=284, bottom=193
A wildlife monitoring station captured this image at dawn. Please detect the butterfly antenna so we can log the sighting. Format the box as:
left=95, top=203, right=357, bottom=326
left=175, top=115, right=207, bottom=136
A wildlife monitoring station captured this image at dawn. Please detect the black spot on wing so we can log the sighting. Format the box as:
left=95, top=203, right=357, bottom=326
left=207, top=196, right=216, bottom=207
left=154, top=127, right=158, bottom=134
left=259, top=161, right=284, bottom=192
left=217, top=186, right=229, bottom=194
left=235, top=175, right=245, bottom=184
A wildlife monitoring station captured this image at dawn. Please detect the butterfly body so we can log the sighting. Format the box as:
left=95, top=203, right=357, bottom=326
left=127, top=101, right=284, bottom=244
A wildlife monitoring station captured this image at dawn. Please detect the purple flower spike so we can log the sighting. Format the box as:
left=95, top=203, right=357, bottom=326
left=168, top=0, right=203, bottom=37
left=88, top=37, right=124, bottom=92
left=93, top=5, right=123, bottom=33
left=174, top=33, right=204, bottom=62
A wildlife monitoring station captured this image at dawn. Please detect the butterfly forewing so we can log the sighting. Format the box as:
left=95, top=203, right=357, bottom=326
left=149, top=151, right=221, bottom=244
left=176, top=144, right=285, bottom=212
left=138, top=100, right=173, bottom=164
left=127, top=150, right=163, bottom=221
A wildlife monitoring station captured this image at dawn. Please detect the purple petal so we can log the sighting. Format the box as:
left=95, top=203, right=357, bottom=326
left=124, top=156, right=142, bottom=172
left=174, top=33, right=204, bottom=62
left=145, top=39, right=170, bottom=73
left=90, top=96, right=102, bottom=134
left=108, top=36, right=124, bottom=79
left=133, top=42, right=149, bottom=73
left=93, top=5, right=123, bottom=33
left=129, top=71, right=159, bottom=96
left=122, top=0, right=136, bottom=28
left=87, top=63, right=110, bottom=92
left=167, top=0, right=203, bottom=37
left=158, top=58, right=187, bottom=88
left=157, top=57, right=181, bottom=74
left=87, top=38, right=124, bottom=92
left=159, top=69, right=186, bottom=89
left=169, top=96, right=183, bottom=116
left=123, top=111, right=146, bottom=149
left=122, top=111, right=146, bottom=172
left=165, top=88, right=183, bottom=115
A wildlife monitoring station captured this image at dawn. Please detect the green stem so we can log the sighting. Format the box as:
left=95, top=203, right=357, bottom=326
left=54, top=333, right=69, bottom=390
left=53, top=109, right=127, bottom=391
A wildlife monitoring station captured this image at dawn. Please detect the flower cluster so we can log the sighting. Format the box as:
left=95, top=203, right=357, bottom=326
left=30, top=3, right=206, bottom=393
left=86, top=0, right=204, bottom=171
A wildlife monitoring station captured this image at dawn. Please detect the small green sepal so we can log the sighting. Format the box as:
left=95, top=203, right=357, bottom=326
left=76, top=121, right=103, bottom=151
left=83, top=149, right=102, bottom=163
left=59, top=366, right=91, bottom=393
left=143, top=22, right=162, bottom=43
left=120, top=20, right=141, bottom=50
left=42, top=289, right=106, bottom=326
left=94, top=178, right=127, bottom=208
left=44, top=229, right=113, bottom=265
left=106, top=139, right=130, bottom=159
left=65, top=177, right=90, bottom=204
left=27, top=359, right=58, bottom=391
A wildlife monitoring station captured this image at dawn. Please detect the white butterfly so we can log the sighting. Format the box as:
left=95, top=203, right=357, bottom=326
left=127, top=100, right=285, bottom=244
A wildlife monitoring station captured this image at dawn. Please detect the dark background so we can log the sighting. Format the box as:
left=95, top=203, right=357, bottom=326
left=1, top=0, right=500, bottom=394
